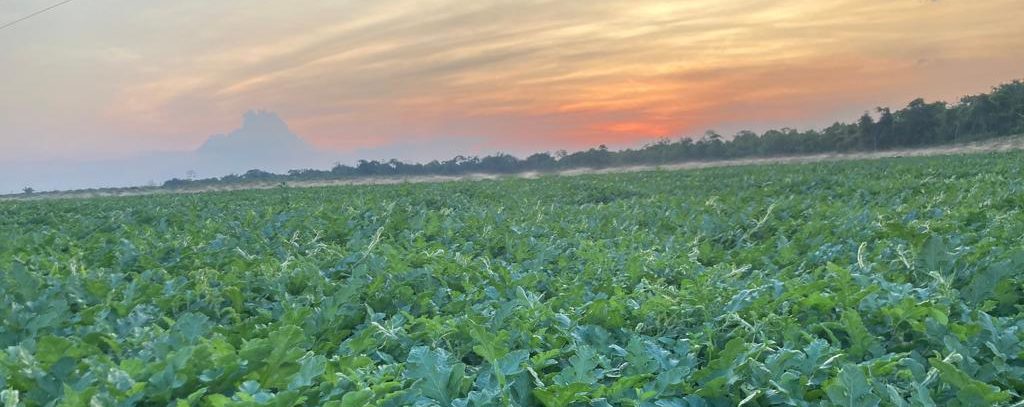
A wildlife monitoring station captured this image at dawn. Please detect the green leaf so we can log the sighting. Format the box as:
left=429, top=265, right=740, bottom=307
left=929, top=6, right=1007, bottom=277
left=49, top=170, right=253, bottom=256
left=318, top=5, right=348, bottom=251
left=623, top=337, right=659, bottom=375
left=553, top=345, right=601, bottom=385
left=172, top=312, right=210, bottom=343
left=929, top=357, right=1010, bottom=405
left=495, top=350, right=529, bottom=376
left=252, top=325, right=307, bottom=388
left=919, top=235, right=957, bottom=274
left=328, top=389, right=373, bottom=407
left=825, top=364, right=880, bottom=407
left=841, top=308, right=878, bottom=360
left=469, top=324, right=510, bottom=363
left=692, top=337, right=748, bottom=386
left=960, top=257, right=1017, bottom=306
left=35, top=335, right=74, bottom=366
left=405, top=346, right=462, bottom=404
left=532, top=383, right=592, bottom=407
left=287, top=353, right=326, bottom=390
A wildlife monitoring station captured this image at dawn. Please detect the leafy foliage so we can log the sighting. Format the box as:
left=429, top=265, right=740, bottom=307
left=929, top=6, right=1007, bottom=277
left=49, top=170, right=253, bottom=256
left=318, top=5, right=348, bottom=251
left=2, top=152, right=1024, bottom=405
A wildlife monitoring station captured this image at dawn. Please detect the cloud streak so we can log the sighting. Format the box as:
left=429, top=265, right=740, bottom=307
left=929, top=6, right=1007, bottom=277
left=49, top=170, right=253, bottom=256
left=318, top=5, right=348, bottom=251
left=2, top=0, right=1023, bottom=161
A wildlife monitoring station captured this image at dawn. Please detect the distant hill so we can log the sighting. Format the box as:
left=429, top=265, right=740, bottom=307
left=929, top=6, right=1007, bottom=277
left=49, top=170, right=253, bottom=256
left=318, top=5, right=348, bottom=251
left=0, top=111, right=334, bottom=193
left=192, top=110, right=325, bottom=176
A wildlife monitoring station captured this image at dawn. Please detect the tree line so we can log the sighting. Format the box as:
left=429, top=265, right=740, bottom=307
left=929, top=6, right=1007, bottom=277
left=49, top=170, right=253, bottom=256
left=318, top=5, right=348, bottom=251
left=164, top=79, right=1024, bottom=188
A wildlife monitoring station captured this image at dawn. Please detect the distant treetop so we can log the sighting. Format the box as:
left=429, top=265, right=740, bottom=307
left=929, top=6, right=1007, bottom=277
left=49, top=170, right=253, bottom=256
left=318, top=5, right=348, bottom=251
left=165, top=79, right=1024, bottom=189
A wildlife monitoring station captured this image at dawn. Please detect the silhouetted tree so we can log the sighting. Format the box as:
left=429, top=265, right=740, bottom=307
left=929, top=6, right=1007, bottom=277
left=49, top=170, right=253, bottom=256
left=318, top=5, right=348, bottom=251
left=145, top=79, right=1024, bottom=190
left=856, top=112, right=877, bottom=151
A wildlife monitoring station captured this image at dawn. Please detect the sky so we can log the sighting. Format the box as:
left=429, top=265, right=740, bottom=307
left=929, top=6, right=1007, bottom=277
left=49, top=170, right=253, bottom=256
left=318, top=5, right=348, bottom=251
left=2, top=0, right=1024, bottom=168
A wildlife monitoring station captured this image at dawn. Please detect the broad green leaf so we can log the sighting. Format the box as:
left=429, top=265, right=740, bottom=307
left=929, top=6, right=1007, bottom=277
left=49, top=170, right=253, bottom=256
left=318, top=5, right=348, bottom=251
left=929, top=357, right=1010, bottom=405
left=405, top=346, right=462, bottom=404
left=825, top=364, right=880, bottom=407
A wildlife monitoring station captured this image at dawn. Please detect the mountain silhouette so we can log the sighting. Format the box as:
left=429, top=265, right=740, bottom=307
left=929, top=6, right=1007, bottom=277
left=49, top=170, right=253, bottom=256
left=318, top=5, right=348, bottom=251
left=195, top=110, right=321, bottom=174
left=0, top=110, right=335, bottom=192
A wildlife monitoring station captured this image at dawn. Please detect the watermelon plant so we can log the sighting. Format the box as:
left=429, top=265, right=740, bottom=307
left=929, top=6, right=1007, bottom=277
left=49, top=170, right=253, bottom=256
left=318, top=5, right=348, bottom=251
left=1, top=152, right=1023, bottom=406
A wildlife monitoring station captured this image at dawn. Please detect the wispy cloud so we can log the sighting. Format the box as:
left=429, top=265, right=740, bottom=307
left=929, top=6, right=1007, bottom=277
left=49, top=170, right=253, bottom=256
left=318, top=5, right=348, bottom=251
left=2, top=0, right=1023, bottom=160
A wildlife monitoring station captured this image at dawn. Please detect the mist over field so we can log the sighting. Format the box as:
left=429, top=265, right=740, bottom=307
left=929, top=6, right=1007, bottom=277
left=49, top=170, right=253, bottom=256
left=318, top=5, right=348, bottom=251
left=0, top=111, right=322, bottom=192
left=0, top=111, right=490, bottom=193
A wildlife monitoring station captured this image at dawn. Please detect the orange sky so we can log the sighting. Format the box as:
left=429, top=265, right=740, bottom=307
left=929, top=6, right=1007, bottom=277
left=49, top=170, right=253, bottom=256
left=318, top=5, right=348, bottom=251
left=2, top=0, right=1024, bottom=162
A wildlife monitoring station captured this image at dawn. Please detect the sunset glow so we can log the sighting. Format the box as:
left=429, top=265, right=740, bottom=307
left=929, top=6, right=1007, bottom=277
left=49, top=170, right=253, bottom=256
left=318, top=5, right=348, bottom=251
left=2, top=0, right=1023, bottom=162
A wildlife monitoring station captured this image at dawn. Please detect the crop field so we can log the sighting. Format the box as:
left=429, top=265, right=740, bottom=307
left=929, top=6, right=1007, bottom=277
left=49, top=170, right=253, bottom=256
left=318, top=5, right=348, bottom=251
left=1, top=152, right=1023, bottom=406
